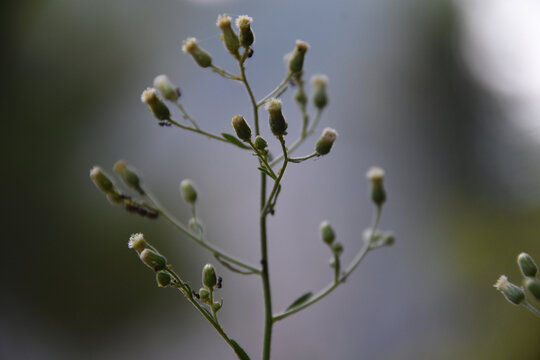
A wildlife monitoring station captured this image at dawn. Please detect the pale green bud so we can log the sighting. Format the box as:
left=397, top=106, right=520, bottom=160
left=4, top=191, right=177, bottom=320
left=140, top=249, right=167, bottom=272
left=113, top=160, right=144, bottom=194
left=265, top=98, right=288, bottom=137
left=517, top=252, right=538, bottom=277
left=288, top=40, right=309, bottom=73
left=202, top=263, right=217, bottom=289
left=315, top=128, right=338, bottom=155
left=332, top=242, right=344, bottom=256
left=180, top=179, right=197, bottom=204
left=311, top=74, right=328, bottom=110
left=128, top=233, right=150, bottom=254
left=153, top=74, right=181, bottom=101
left=254, top=136, right=268, bottom=151
left=141, top=88, right=170, bottom=120
left=182, top=37, right=212, bottom=68
left=156, top=271, right=172, bottom=287
left=199, top=288, right=210, bottom=302
left=236, top=15, right=254, bottom=48
left=525, top=277, right=540, bottom=300
left=231, top=115, right=252, bottom=142
left=494, top=275, right=525, bottom=305
left=212, top=301, right=222, bottom=312
left=217, top=15, right=240, bottom=58
left=90, top=166, right=114, bottom=194
left=366, top=167, right=386, bottom=206
left=320, top=220, right=335, bottom=246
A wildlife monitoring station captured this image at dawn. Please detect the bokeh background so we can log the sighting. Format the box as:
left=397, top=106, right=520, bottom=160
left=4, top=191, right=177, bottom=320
left=3, top=0, right=540, bottom=359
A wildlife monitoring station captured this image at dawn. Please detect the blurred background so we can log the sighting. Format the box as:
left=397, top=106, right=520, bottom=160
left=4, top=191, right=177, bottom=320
left=2, top=0, right=540, bottom=359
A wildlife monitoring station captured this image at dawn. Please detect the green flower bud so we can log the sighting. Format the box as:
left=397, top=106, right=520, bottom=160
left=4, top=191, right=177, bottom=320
left=265, top=98, right=288, bottom=137
left=295, top=90, right=307, bottom=106
left=212, top=301, right=222, bottom=312
left=525, top=277, right=540, bottom=300
left=202, top=263, right=217, bottom=289
left=288, top=40, right=309, bottom=74
left=90, top=166, right=114, bottom=194
left=254, top=136, right=268, bottom=151
left=329, top=256, right=337, bottom=268
left=153, top=74, right=181, bottom=101
left=182, top=37, right=213, bottom=68
left=517, top=252, right=538, bottom=277
left=217, top=15, right=240, bottom=58
left=315, top=128, right=338, bottom=155
left=199, top=288, right=210, bottom=302
left=332, top=242, right=344, bottom=256
left=139, top=249, right=167, bottom=272
left=494, top=275, right=525, bottom=305
left=311, top=74, right=328, bottom=110
left=320, top=220, right=335, bottom=246
left=180, top=179, right=197, bottom=204
left=156, top=271, right=172, bottom=287
left=235, top=15, right=254, bottom=48
left=231, top=114, right=252, bottom=142
left=366, top=167, right=386, bottom=206
left=141, top=88, right=170, bottom=120
left=113, top=160, right=144, bottom=194
left=128, top=233, right=150, bottom=254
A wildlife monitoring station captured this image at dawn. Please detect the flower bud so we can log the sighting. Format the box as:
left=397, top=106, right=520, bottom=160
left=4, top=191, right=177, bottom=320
left=180, top=179, right=197, bottom=204
left=315, top=128, right=338, bottom=155
left=366, top=167, right=386, bottom=206
left=288, top=40, right=309, bottom=74
left=320, top=220, right=335, bottom=246
left=494, top=275, right=525, bottom=305
left=311, top=74, right=328, bottom=110
left=517, top=252, right=538, bottom=277
left=295, top=90, right=307, bottom=106
left=332, top=242, right=344, bottom=256
left=329, top=256, right=337, bottom=268
left=217, top=14, right=240, bottom=58
left=199, top=288, right=210, bottom=302
left=236, top=15, right=254, bottom=48
left=525, top=277, right=540, bottom=300
left=156, top=271, right=172, bottom=287
left=114, top=160, right=144, bottom=194
left=140, top=249, right=167, bottom=272
left=254, top=136, right=268, bottom=151
left=153, top=74, right=181, bottom=101
left=212, top=301, right=222, bottom=312
left=90, top=166, right=116, bottom=194
left=141, top=88, right=170, bottom=120
left=202, top=263, right=217, bottom=289
left=231, top=115, right=252, bottom=142
left=265, top=98, right=288, bottom=137
left=128, top=233, right=150, bottom=254
left=182, top=37, right=213, bottom=68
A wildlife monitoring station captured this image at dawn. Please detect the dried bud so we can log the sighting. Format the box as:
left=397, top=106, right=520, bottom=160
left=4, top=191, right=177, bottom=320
left=366, top=167, right=386, bottom=206
left=331, top=242, right=344, bottom=256
left=180, top=179, right=197, bottom=204
left=315, top=128, right=337, bottom=155
left=265, top=98, right=288, bottom=137
left=141, top=88, right=170, bottom=120
left=90, top=166, right=114, bottom=194
left=231, top=115, right=252, bottom=142
left=156, top=271, right=172, bottom=287
left=517, top=252, right=538, bottom=277
left=114, top=160, right=144, bottom=194
left=288, top=40, right=309, bottom=74
left=128, top=233, right=150, bottom=254
left=202, top=263, right=217, bottom=289
left=320, top=220, right=335, bottom=246
left=494, top=275, right=525, bottom=305
left=153, top=74, right=181, bottom=101
left=140, top=249, right=167, bottom=272
left=182, top=37, right=213, bottom=68
left=311, top=74, right=328, bottom=110
left=199, top=288, right=210, bottom=302
left=217, top=14, right=240, bottom=58
left=254, top=136, right=268, bottom=151
left=236, top=15, right=254, bottom=48
left=525, top=277, right=540, bottom=300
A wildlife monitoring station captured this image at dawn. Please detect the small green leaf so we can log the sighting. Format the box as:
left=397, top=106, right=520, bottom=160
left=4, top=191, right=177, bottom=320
left=286, top=292, right=313, bottom=311
left=257, top=167, right=277, bottom=180
left=222, top=133, right=250, bottom=149
left=230, top=339, right=250, bottom=360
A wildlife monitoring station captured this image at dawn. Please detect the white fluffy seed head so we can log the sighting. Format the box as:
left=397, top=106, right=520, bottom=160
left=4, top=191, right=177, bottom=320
left=366, top=167, right=385, bottom=182
left=216, top=14, right=232, bottom=29
left=236, top=15, right=252, bottom=29
left=265, top=98, right=282, bottom=112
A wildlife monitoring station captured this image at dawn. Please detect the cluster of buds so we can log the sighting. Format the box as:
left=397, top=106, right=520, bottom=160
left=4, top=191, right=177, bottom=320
left=199, top=264, right=223, bottom=314
left=129, top=233, right=172, bottom=287
left=320, top=221, right=343, bottom=269
left=494, top=252, right=540, bottom=307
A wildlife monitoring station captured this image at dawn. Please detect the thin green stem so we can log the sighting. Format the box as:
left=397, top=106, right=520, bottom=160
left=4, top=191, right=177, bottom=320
left=288, top=152, right=318, bottom=163
left=249, top=141, right=277, bottom=179
left=175, top=102, right=199, bottom=129
left=263, top=137, right=289, bottom=216
left=167, top=118, right=230, bottom=144
left=210, top=64, right=242, bottom=81
left=273, top=206, right=382, bottom=321
left=144, top=189, right=261, bottom=275
left=522, top=301, right=540, bottom=317
left=257, top=72, right=294, bottom=108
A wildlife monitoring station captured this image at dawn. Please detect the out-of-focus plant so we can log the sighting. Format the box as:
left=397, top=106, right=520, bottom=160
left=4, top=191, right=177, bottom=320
left=90, top=14, right=394, bottom=359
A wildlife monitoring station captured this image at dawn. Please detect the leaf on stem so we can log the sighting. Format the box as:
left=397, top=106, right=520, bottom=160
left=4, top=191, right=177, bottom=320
left=221, top=133, right=251, bottom=149
left=286, top=292, right=313, bottom=311
left=230, top=339, right=251, bottom=360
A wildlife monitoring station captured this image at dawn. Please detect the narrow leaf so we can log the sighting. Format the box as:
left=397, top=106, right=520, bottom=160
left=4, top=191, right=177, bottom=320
left=257, top=167, right=277, bottom=180
left=230, top=339, right=250, bottom=360
left=221, top=133, right=250, bottom=149
left=286, top=292, right=313, bottom=311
